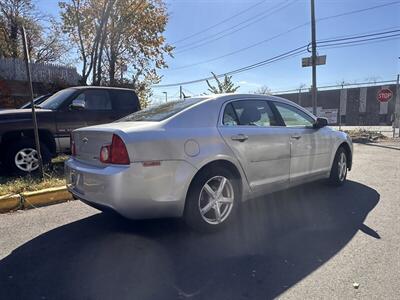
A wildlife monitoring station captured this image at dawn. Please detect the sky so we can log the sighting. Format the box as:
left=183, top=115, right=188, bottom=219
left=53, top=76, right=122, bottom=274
left=36, top=0, right=400, bottom=103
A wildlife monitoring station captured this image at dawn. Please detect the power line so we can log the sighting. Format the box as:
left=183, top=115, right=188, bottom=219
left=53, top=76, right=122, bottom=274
left=169, top=28, right=400, bottom=71
left=272, top=79, right=398, bottom=94
left=167, top=2, right=400, bottom=71
left=317, top=25, right=400, bottom=42
left=173, top=0, right=400, bottom=55
left=317, top=1, right=400, bottom=22
left=319, top=33, right=400, bottom=48
left=172, top=0, right=268, bottom=44
left=317, top=35, right=400, bottom=52
left=154, top=32, right=400, bottom=88
left=175, top=0, right=298, bottom=54
left=318, top=29, right=400, bottom=44
left=170, top=22, right=308, bottom=71
left=155, top=45, right=308, bottom=88
left=226, top=47, right=307, bottom=76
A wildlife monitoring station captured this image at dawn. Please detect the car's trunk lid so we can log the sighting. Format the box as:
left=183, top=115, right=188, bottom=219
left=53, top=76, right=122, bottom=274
left=72, top=121, right=160, bottom=166
left=73, top=130, right=114, bottom=166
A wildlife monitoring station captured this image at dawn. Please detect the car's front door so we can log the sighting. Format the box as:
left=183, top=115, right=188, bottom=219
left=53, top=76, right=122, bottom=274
left=271, top=102, right=332, bottom=183
left=55, top=89, right=115, bottom=152
left=218, top=99, right=290, bottom=194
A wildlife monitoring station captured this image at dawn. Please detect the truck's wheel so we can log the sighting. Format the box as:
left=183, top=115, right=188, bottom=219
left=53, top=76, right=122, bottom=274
left=4, top=139, right=51, bottom=175
left=184, top=167, right=240, bottom=232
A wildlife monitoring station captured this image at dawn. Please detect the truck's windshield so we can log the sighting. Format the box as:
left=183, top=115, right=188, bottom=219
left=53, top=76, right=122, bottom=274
left=39, top=89, right=76, bottom=110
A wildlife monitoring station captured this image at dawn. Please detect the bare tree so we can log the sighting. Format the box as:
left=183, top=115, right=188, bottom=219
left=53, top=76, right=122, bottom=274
left=0, top=0, right=67, bottom=63
left=254, top=85, right=271, bottom=95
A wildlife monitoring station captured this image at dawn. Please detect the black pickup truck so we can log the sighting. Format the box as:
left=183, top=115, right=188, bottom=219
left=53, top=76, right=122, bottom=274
left=0, top=86, right=140, bottom=174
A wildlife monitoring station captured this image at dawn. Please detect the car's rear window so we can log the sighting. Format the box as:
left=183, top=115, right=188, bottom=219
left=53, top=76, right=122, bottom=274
left=118, top=98, right=207, bottom=122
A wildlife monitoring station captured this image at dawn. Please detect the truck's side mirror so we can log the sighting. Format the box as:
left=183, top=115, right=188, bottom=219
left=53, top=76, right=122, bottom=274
left=313, top=117, right=328, bottom=129
left=70, top=99, right=86, bottom=110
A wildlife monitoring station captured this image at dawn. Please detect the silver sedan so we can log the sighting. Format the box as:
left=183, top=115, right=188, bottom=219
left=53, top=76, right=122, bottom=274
left=65, top=94, right=353, bottom=231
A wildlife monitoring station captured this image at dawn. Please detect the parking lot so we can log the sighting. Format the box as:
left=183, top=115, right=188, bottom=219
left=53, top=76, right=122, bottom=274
left=0, top=143, right=399, bottom=299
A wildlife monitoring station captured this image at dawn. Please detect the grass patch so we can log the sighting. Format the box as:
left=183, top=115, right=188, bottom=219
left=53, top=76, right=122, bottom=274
left=0, top=156, right=67, bottom=196
left=0, top=174, right=65, bottom=196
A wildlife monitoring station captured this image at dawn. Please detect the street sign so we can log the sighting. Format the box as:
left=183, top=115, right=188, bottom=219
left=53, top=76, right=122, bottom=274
left=377, top=88, right=393, bottom=103
left=302, top=55, right=326, bottom=67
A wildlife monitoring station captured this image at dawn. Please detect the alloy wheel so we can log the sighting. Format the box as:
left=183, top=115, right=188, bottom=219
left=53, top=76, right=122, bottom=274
left=14, top=148, right=39, bottom=172
left=338, top=152, right=347, bottom=181
left=198, top=176, right=234, bottom=225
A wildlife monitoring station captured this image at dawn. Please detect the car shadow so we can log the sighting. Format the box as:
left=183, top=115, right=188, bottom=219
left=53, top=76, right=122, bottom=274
left=0, top=180, right=379, bottom=300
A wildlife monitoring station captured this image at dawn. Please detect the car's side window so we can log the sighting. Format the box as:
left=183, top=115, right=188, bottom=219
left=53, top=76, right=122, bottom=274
left=111, top=91, right=140, bottom=111
left=223, top=103, right=239, bottom=126
left=73, top=90, right=112, bottom=111
left=229, top=100, right=278, bottom=127
left=273, top=102, right=314, bottom=127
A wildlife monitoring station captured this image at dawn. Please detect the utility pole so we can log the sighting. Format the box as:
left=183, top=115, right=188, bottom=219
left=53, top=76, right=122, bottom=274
left=311, top=0, right=318, bottom=116
left=22, top=26, right=44, bottom=178
left=163, top=91, right=167, bottom=102
left=339, top=83, right=344, bottom=131
left=394, top=74, right=400, bottom=138
left=180, top=85, right=183, bottom=99
left=298, top=88, right=302, bottom=106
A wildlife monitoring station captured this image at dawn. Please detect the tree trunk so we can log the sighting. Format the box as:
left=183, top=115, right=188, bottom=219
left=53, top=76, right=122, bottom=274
left=10, top=21, right=19, bottom=58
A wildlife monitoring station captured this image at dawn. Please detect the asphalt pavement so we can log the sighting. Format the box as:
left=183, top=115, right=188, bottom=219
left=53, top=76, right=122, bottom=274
left=0, top=143, right=399, bottom=300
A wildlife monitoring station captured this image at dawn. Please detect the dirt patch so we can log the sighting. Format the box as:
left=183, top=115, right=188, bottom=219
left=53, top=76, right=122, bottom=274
left=344, top=129, right=388, bottom=143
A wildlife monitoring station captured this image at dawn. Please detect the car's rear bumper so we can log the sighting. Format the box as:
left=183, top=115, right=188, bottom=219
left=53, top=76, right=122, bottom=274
left=65, top=158, right=197, bottom=219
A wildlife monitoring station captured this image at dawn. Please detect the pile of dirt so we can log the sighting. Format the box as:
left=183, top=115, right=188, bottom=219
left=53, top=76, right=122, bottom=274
left=344, top=129, right=388, bottom=143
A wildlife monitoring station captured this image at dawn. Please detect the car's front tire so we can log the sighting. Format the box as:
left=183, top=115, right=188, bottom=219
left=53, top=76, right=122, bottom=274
left=4, top=139, right=51, bottom=175
left=184, top=166, right=239, bottom=232
left=328, top=147, right=348, bottom=186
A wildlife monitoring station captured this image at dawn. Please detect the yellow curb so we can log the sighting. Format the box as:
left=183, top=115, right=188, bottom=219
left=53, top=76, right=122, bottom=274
left=0, top=194, right=22, bottom=213
left=22, top=186, right=73, bottom=209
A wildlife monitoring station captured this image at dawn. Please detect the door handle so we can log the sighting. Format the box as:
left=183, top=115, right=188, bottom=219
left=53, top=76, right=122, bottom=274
left=231, top=134, right=248, bottom=142
left=291, top=135, right=301, bottom=140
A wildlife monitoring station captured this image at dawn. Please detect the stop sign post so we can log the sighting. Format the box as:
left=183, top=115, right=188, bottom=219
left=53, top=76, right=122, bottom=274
left=377, top=88, right=393, bottom=103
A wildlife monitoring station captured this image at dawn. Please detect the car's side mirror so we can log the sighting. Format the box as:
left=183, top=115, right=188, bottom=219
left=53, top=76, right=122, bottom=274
left=313, top=117, right=328, bottom=129
left=70, top=99, right=86, bottom=110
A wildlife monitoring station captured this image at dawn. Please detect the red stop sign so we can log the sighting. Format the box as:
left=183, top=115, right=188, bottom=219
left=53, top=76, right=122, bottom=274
left=377, top=88, right=393, bottom=103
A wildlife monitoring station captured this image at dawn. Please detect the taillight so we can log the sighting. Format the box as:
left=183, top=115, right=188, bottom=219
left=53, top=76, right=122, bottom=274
left=99, top=134, right=130, bottom=165
left=71, top=134, right=76, bottom=156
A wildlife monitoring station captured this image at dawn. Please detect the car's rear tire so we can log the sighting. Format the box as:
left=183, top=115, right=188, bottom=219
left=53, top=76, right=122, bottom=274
left=328, top=147, right=348, bottom=186
left=4, top=139, right=51, bottom=176
left=184, top=166, right=240, bottom=232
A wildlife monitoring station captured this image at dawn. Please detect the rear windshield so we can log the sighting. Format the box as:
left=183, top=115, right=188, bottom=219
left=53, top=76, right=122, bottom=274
left=118, top=98, right=206, bottom=122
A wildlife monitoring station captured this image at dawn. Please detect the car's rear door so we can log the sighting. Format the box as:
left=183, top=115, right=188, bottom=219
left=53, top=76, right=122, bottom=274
left=218, top=99, right=290, bottom=194
left=271, top=101, right=332, bottom=183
